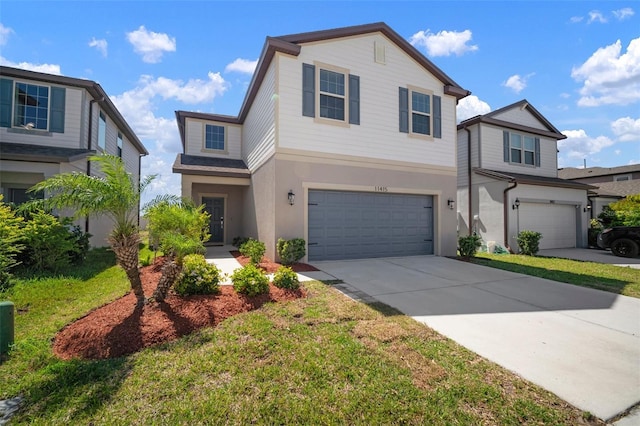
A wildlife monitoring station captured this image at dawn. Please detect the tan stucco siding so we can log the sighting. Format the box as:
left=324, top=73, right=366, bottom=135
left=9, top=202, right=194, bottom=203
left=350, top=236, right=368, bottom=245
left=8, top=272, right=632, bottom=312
left=276, top=33, right=457, bottom=168
left=243, top=159, right=277, bottom=258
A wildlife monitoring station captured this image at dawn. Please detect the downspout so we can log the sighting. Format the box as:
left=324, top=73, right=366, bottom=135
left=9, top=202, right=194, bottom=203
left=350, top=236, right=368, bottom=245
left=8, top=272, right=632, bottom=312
left=503, top=181, right=518, bottom=253
left=465, top=127, right=472, bottom=235
left=85, top=97, right=103, bottom=233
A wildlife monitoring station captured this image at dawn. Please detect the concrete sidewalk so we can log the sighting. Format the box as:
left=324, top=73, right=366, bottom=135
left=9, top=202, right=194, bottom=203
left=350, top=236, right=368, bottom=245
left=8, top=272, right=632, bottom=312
left=311, top=255, right=640, bottom=423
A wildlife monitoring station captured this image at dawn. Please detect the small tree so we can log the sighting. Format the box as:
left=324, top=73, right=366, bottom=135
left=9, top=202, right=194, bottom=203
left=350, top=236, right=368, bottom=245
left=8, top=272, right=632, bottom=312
left=144, top=198, right=210, bottom=302
left=607, top=194, right=640, bottom=226
left=517, top=230, right=542, bottom=255
left=0, top=195, right=24, bottom=289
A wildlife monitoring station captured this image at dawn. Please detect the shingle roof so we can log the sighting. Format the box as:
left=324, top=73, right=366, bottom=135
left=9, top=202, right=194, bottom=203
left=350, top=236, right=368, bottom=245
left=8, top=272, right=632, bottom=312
left=558, top=164, right=640, bottom=180
left=590, top=180, right=640, bottom=198
left=473, top=168, right=595, bottom=190
left=172, top=154, right=250, bottom=178
left=0, top=142, right=94, bottom=163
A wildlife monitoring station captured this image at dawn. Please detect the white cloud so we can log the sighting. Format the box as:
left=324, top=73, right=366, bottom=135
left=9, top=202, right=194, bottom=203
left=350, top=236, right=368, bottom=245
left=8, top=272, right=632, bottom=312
left=502, top=73, right=534, bottom=94
left=89, top=38, right=108, bottom=57
left=456, top=95, right=491, bottom=122
left=0, top=23, right=13, bottom=46
left=111, top=72, right=227, bottom=154
left=409, top=29, right=478, bottom=57
left=225, top=58, right=258, bottom=74
left=571, top=37, right=640, bottom=106
left=611, top=117, right=640, bottom=142
left=126, top=26, right=176, bottom=63
left=613, top=7, right=634, bottom=20
left=588, top=10, right=607, bottom=23
left=558, top=129, right=614, bottom=159
left=140, top=154, right=182, bottom=205
left=569, top=16, right=584, bottom=24
left=615, top=149, right=621, bottom=155
left=0, top=56, right=61, bottom=74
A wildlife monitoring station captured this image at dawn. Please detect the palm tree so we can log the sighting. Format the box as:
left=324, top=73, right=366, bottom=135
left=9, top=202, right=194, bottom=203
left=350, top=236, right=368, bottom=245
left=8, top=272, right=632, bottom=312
left=29, top=154, right=154, bottom=305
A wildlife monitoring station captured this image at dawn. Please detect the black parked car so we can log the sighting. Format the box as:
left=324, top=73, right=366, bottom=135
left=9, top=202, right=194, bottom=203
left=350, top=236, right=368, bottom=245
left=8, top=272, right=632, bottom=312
left=597, top=226, right=640, bottom=258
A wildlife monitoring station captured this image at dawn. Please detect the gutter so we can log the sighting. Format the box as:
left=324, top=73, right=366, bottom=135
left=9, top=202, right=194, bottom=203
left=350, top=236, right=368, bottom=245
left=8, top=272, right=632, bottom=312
left=464, top=126, right=472, bottom=235
left=503, top=181, right=518, bottom=253
left=85, top=97, right=102, bottom=233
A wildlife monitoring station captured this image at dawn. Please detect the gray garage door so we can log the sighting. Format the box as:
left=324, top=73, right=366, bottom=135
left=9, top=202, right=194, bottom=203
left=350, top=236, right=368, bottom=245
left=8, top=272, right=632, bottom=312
left=308, top=190, right=434, bottom=261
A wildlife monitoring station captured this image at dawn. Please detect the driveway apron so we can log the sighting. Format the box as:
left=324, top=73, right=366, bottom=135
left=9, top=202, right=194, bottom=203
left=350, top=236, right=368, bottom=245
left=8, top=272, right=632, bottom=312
left=311, top=256, right=640, bottom=422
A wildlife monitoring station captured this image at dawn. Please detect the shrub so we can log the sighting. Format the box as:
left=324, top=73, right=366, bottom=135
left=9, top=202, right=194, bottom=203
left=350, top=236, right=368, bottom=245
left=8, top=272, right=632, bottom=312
left=68, top=224, right=91, bottom=264
left=458, top=234, right=482, bottom=258
left=232, top=236, right=249, bottom=248
left=0, top=196, right=24, bottom=289
left=20, top=211, right=76, bottom=272
left=239, top=238, right=265, bottom=265
left=517, top=230, right=542, bottom=255
left=276, top=238, right=306, bottom=265
left=174, top=254, right=221, bottom=296
left=231, top=264, right=269, bottom=296
left=272, top=266, right=300, bottom=290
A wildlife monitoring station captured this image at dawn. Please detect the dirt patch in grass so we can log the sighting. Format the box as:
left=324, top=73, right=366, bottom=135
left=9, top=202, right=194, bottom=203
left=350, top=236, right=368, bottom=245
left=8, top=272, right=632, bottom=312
left=230, top=250, right=319, bottom=273
left=53, top=257, right=305, bottom=360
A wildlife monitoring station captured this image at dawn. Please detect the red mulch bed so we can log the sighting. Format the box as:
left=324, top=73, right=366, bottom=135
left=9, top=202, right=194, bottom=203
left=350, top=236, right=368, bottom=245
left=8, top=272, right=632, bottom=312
left=53, top=257, right=306, bottom=360
left=230, top=251, right=319, bottom=273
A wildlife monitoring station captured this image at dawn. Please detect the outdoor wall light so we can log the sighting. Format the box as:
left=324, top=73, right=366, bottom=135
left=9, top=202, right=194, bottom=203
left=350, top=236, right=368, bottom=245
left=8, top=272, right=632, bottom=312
left=447, top=199, right=455, bottom=210
left=287, top=190, right=295, bottom=206
left=584, top=205, right=591, bottom=213
left=512, top=198, right=520, bottom=210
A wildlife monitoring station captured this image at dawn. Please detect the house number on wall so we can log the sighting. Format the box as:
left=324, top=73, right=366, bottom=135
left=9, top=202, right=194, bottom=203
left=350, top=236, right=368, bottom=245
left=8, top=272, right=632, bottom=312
left=375, top=186, right=388, bottom=192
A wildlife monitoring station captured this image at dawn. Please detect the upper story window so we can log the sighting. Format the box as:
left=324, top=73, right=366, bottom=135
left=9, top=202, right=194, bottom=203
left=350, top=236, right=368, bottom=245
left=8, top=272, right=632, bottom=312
left=0, top=78, right=65, bottom=133
left=98, top=111, right=107, bottom=151
left=399, top=86, right=441, bottom=138
left=117, top=132, right=123, bottom=157
left=503, top=131, right=540, bottom=167
left=302, top=63, right=359, bottom=126
left=205, top=124, right=225, bottom=151
left=613, top=174, right=631, bottom=182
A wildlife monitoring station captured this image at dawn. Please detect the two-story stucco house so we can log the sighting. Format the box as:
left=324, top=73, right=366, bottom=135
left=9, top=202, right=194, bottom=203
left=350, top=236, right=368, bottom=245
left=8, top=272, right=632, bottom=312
left=173, top=22, right=470, bottom=261
left=457, top=100, right=594, bottom=252
left=0, top=66, right=148, bottom=247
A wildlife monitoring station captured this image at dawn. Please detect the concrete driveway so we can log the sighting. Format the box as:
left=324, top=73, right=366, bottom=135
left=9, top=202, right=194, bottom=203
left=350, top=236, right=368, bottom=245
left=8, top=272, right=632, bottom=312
left=539, top=248, right=640, bottom=269
left=311, top=256, right=640, bottom=422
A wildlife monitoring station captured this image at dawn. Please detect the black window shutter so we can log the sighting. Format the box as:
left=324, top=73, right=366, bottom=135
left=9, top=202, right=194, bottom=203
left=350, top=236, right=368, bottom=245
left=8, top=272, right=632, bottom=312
left=302, top=63, right=315, bottom=117
left=0, top=78, right=13, bottom=128
left=50, top=87, right=66, bottom=133
left=348, top=74, right=360, bottom=125
left=399, top=87, right=408, bottom=133
left=503, top=131, right=510, bottom=162
left=433, top=95, right=442, bottom=138
left=535, top=137, right=541, bottom=167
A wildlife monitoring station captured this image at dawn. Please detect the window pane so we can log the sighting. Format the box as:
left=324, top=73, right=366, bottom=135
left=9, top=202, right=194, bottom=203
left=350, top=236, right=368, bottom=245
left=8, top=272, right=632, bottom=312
left=524, top=136, right=535, bottom=150
left=319, top=69, right=345, bottom=96
left=412, top=92, right=430, bottom=114
left=14, top=82, right=49, bottom=130
left=412, top=113, right=430, bottom=135
left=511, top=148, right=521, bottom=163
left=510, top=133, right=522, bottom=148
left=524, top=151, right=535, bottom=165
left=319, top=94, right=345, bottom=120
left=205, top=124, right=225, bottom=150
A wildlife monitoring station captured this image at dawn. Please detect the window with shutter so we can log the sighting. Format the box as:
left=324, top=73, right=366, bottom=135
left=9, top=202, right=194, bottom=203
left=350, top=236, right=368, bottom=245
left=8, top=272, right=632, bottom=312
left=400, top=86, right=441, bottom=139
left=302, top=62, right=359, bottom=126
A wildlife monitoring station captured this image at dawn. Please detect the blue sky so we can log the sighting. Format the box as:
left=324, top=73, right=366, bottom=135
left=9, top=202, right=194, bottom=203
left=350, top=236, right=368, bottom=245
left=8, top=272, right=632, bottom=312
left=1, top=1, right=638, bottom=204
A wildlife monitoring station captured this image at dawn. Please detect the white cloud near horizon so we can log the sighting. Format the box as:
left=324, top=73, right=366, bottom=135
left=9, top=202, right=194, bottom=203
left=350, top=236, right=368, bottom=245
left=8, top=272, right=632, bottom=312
left=456, top=95, right=491, bottom=122
left=559, top=129, right=615, bottom=160
left=126, top=26, right=176, bottom=63
left=611, top=116, right=640, bottom=143
left=0, top=56, right=61, bottom=74
left=502, top=73, right=534, bottom=94
left=0, top=23, right=13, bottom=45
left=225, top=58, right=258, bottom=74
left=588, top=10, right=607, bottom=23
left=571, top=37, right=640, bottom=106
left=409, top=29, right=478, bottom=57
left=613, top=7, right=634, bottom=20
left=89, top=38, right=108, bottom=57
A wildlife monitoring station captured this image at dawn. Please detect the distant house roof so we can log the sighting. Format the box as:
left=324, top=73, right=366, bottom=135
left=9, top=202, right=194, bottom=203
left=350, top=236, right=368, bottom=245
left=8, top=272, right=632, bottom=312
left=176, top=22, right=471, bottom=147
left=588, top=180, right=640, bottom=198
left=0, top=142, right=94, bottom=163
left=172, top=154, right=250, bottom=178
left=473, top=168, right=595, bottom=190
left=458, top=99, right=567, bottom=140
left=558, top=164, right=640, bottom=180
left=0, top=66, right=148, bottom=156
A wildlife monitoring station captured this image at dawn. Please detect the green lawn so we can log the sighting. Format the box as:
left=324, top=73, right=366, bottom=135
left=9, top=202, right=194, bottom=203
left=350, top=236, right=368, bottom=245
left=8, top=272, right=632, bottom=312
left=473, top=252, right=640, bottom=298
left=0, top=250, right=603, bottom=425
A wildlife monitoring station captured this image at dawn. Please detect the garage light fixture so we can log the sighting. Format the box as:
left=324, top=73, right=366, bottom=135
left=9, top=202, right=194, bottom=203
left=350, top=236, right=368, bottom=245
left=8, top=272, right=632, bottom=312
left=287, top=190, right=295, bottom=206
left=447, top=199, right=455, bottom=210
left=512, top=198, right=520, bottom=210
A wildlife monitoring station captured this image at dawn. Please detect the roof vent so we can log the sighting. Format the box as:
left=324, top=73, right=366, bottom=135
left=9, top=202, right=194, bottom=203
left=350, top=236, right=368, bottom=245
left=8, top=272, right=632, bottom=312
left=375, top=41, right=386, bottom=64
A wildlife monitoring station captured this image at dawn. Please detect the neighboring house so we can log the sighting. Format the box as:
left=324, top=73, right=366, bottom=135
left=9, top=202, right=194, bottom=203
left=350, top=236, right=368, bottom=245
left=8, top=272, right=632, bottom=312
left=0, top=66, right=148, bottom=247
left=456, top=100, right=594, bottom=251
left=558, top=164, right=640, bottom=218
left=173, top=22, right=470, bottom=261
